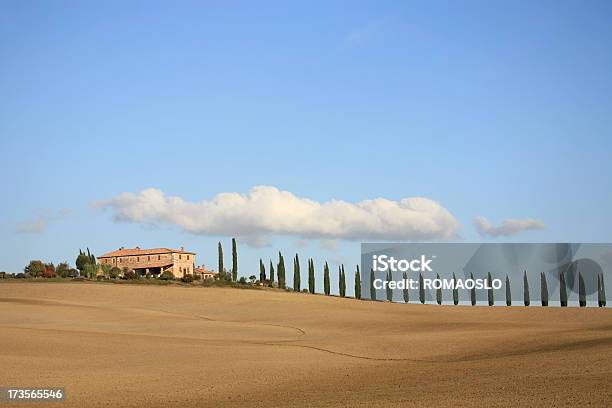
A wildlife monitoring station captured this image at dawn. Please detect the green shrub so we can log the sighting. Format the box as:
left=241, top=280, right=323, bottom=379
left=181, top=274, right=194, bottom=283
left=123, top=270, right=137, bottom=280
left=160, top=271, right=174, bottom=280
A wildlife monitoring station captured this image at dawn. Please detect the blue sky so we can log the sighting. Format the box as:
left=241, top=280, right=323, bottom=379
left=1, top=1, right=611, bottom=292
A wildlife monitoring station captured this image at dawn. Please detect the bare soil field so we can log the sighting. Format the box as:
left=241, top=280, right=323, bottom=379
left=1, top=281, right=611, bottom=407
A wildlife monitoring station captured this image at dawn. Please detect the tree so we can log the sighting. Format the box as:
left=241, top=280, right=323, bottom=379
left=598, top=274, right=602, bottom=307
left=523, top=270, right=530, bottom=307
left=24, top=260, right=45, bottom=277
left=487, top=272, right=494, bottom=306
left=293, top=254, right=301, bottom=292
left=578, top=272, right=586, bottom=307
left=505, top=275, right=512, bottom=306
left=231, top=238, right=238, bottom=282
left=56, top=262, right=70, bottom=278
left=269, top=260, right=275, bottom=287
left=370, top=268, right=376, bottom=301
left=600, top=273, right=607, bottom=307
left=339, top=265, right=346, bottom=297
left=452, top=272, right=459, bottom=305
left=75, top=249, right=90, bottom=275
left=470, top=272, right=476, bottom=306
left=87, top=248, right=96, bottom=265
left=355, top=265, right=361, bottom=300
left=402, top=272, right=409, bottom=303
left=43, top=263, right=57, bottom=278
left=218, top=242, right=224, bottom=277
left=249, top=275, right=256, bottom=284
left=559, top=270, right=568, bottom=307
left=386, top=270, right=392, bottom=302
left=435, top=273, right=442, bottom=305
left=83, top=263, right=97, bottom=279
left=308, top=259, right=315, bottom=294
left=323, top=261, right=330, bottom=295
left=278, top=252, right=286, bottom=289
left=541, top=272, right=549, bottom=307
left=419, top=272, right=425, bottom=304
left=109, top=266, right=121, bottom=279
left=259, top=259, right=266, bottom=283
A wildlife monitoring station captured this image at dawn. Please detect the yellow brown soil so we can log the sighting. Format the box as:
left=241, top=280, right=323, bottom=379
left=1, top=281, right=611, bottom=407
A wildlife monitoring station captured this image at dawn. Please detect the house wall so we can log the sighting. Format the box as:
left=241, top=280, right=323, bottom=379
left=99, top=252, right=195, bottom=278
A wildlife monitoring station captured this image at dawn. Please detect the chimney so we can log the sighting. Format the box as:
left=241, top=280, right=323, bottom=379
left=136, top=246, right=140, bottom=250
left=180, top=246, right=184, bottom=252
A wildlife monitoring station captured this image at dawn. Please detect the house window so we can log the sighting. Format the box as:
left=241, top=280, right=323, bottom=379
left=187, top=255, right=190, bottom=260
left=137, top=257, right=139, bottom=262
left=158, top=255, right=160, bottom=260
left=179, top=254, right=182, bottom=260
left=148, top=256, right=150, bottom=261
left=113, top=258, right=116, bottom=263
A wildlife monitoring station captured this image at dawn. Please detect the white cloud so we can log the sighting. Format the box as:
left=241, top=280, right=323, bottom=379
left=16, top=208, right=71, bottom=234
left=94, top=186, right=461, bottom=243
left=473, top=216, right=546, bottom=237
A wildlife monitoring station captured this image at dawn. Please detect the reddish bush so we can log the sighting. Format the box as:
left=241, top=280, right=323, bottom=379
left=43, top=263, right=57, bottom=278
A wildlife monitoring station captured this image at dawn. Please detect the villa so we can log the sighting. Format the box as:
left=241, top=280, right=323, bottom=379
left=98, top=246, right=196, bottom=278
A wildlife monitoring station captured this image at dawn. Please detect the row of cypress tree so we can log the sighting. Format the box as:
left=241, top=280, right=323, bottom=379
left=369, top=269, right=606, bottom=307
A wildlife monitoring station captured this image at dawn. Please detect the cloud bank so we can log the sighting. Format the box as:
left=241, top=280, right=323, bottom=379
left=16, top=208, right=71, bottom=234
left=94, top=186, right=461, bottom=242
left=473, top=216, right=546, bottom=237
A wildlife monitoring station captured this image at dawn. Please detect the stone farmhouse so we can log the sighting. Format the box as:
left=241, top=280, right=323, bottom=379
left=98, top=246, right=196, bottom=278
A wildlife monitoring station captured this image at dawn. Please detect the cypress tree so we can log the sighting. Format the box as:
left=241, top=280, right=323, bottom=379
left=370, top=268, right=376, bottom=301
left=218, top=242, right=224, bottom=276
left=278, top=252, right=286, bottom=289
left=386, top=270, right=393, bottom=302
left=269, top=260, right=275, bottom=287
left=600, top=273, right=606, bottom=307
left=340, top=264, right=346, bottom=297
left=560, top=270, right=568, bottom=307
left=338, top=265, right=342, bottom=297
left=470, top=272, right=476, bottom=306
left=231, top=238, right=238, bottom=281
left=323, top=261, right=330, bottom=295
left=355, top=265, right=361, bottom=300
left=402, top=272, right=409, bottom=303
left=486, top=272, right=493, bottom=306
left=419, top=272, right=425, bottom=304
left=598, top=274, right=602, bottom=307
left=541, top=272, right=549, bottom=307
left=308, top=259, right=315, bottom=294
left=523, top=270, right=530, bottom=307
left=293, top=254, right=301, bottom=292
left=259, top=259, right=265, bottom=283
left=579, top=272, right=586, bottom=307
left=452, top=272, right=459, bottom=305
left=436, top=273, right=442, bottom=305
left=505, top=275, right=512, bottom=306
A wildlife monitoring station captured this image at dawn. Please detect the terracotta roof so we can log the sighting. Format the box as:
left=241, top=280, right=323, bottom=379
left=195, top=267, right=218, bottom=275
left=99, top=247, right=196, bottom=258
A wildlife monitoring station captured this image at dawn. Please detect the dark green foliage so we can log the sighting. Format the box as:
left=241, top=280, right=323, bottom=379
left=259, top=259, right=266, bottom=283
left=487, top=272, right=494, bottom=306
left=579, top=272, right=586, bottom=307
left=598, top=274, right=602, bottom=307
left=86, top=248, right=95, bottom=265
left=218, top=242, right=224, bottom=277
left=323, top=261, right=330, bottom=295
left=354, top=265, right=361, bottom=300
left=559, top=270, right=568, bottom=307
left=24, top=260, right=45, bottom=277
left=231, top=238, right=238, bottom=282
left=523, top=270, right=530, bottom=306
left=308, top=259, right=315, bottom=294
left=452, top=272, right=459, bottom=305
left=339, top=264, right=346, bottom=297
left=470, top=272, right=476, bottom=306
left=370, top=268, right=376, bottom=301
left=123, top=270, right=136, bottom=280
left=75, top=249, right=91, bottom=275
left=269, top=260, right=275, bottom=287
left=293, top=254, right=301, bottom=292
left=278, top=252, right=286, bottom=289
left=505, top=275, right=512, bottom=306
left=600, top=273, right=606, bottom=307
left=541, top=272, right=549, bottom=307
left=159, top=271, right=174, bottom=280
left=436, top=273, right=442, bottom=305
left=402, top=272, right=409, bottom=303
left=419, top=273, right=425, bottom=304
left=386, top=270, right=392, bottom=302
